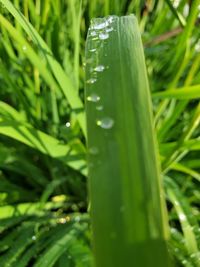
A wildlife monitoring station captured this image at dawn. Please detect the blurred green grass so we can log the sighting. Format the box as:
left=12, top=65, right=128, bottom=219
left=0, top=0, right=199, bottom=266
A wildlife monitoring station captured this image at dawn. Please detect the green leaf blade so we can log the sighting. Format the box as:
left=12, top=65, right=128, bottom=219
left=85, top=15, right=173, bottom=267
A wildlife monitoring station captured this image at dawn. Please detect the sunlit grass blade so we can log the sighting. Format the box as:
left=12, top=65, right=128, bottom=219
left=153, top=84, right=200, bottom=100
left=0, top=102, right=86, bottom=175
left=170, top=162, right=200, bottom=182
left=85, top=15, right=173, bottom=267
left=0, top=119, right=87, bottom=175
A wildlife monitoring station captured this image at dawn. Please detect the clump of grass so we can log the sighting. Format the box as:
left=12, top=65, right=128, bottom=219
left=85, top=15, right=173, bottom=267
left=0, top=0, right=199, bottom=266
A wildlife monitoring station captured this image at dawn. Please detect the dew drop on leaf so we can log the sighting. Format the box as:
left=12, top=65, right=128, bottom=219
left=90, top=31, right=97, bottom=36
left=89, top=146, right=99, bottom=155
left=181, top=260, right=188, bottom=265
left=92, top=21, right=109, bottom=30
left=89, top=48, right=97, bottom=52
left=32, top=235, right=36, bottom=241
left=96, top=105, right=103, bottom=111
left=86, top=78, right=97, bottom=84
left=99, top=32, right=109, bottom=40
left=74, top=216, right=81, bottom=222
left=22, top=45, right=27, bottom=51
left=96, top=117, right=114, bottom=129
left=65, top=122, right=71, bottom=128
left=94, top=65, right=105, bottom=72
left=106, top=27, right=113, bottom=33
left=87, top=93, right=100, bottom=102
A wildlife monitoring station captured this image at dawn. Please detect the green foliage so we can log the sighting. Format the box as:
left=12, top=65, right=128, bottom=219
left=85, top=15, right=172, bottom=267
left=0, top=0, right=199, bottom=266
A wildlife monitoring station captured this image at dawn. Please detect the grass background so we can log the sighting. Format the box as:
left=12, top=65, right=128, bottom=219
left=0, top=0, right=199, bottom=266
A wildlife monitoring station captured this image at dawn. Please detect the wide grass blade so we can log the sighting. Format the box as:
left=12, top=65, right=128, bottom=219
left=0, top=0, right=86, bottom=136
left=85, top=15, right=173, bottom=267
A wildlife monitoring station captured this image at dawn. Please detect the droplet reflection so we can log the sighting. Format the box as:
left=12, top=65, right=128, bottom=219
left=96, top=117, right=114, bottom=129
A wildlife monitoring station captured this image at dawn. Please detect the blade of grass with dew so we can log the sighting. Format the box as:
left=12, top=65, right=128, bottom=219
left=85, top=15, right=173, bottom=267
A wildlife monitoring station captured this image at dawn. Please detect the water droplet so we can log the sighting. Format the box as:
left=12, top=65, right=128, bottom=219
left=89, top=48, right=97, bottom=52
left=96, top=117, right=114, bottom=129
left=74, top=216, right=81, bottom=222
left=65, top=122, right=71, bottom=128
left=90, top=31, right=97, bottom=36
left=195, top=41, right=200, bottom=52
left=32, top=235, right=36, bottom=241
left=173, top=0, right=181, bottom=8
left=99, top=32, right=109, bottom=40
left=86, top=78, right=97, bottom=84
left=183, top=4, right=189, bottom=17
left=181, top=260, right=188, bottom=265
left=59, top=218, right=67, bottom=224
left=170, top=228, right=177, bottom=234
left=89, top=147, right=99, bottom=155
left=92, top=21, right=109, bottom=30
left=107, top=16, right=114, bottom=24
left=94, top=65, right=105, bottom=72
left=179, top=214, right=186, bottom=221
left=22, top=45, right=27, bottom=51
left=87, top=93, right=100, bottom=102
left=106, top=27, right=113, bottom=33
left=96, top=105, right=103, bottom=111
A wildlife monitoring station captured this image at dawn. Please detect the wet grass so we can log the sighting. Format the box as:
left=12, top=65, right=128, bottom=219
left=0, top=0, right=199, bottom=266
left=85, top=15, right=173, bottom=267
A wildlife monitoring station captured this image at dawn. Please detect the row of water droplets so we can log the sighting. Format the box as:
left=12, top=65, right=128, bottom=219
left=65, top=17, right=115, bottom=131
left=86, top=16, right=116, bottom=136
left=86, top=16, right=115, bottom=85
